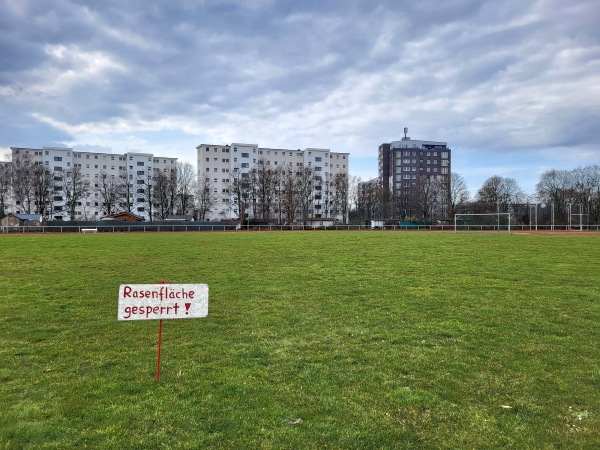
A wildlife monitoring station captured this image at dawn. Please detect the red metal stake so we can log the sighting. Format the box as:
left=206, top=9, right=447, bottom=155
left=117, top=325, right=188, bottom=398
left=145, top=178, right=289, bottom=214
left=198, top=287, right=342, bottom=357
left=156, top=319, right=163, bottom=382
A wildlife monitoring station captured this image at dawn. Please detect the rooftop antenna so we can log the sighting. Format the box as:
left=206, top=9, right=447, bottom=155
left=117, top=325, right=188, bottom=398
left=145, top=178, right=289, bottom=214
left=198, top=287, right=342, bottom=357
left=403, top=127, right=408, bottom=140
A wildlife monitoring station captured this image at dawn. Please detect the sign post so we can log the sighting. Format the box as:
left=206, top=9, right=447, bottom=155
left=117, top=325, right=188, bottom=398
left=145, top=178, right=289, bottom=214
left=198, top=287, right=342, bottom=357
left=118, top=283, right=209, bottom=381
left=156, top=319, right=163, bottom=382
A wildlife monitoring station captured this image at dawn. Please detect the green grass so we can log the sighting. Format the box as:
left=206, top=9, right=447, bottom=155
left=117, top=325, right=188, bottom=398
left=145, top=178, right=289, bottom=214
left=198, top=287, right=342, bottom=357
left=1, top=231, right=599, bottom=449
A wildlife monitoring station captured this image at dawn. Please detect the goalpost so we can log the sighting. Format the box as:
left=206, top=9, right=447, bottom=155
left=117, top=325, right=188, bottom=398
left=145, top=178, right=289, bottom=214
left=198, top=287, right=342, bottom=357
left=455, top=213, right=512, bottom=233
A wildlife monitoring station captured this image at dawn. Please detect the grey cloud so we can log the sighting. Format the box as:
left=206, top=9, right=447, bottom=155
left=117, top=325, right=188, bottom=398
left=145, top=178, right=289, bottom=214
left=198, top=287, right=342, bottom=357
left=0, top=0, right=598, bottom=194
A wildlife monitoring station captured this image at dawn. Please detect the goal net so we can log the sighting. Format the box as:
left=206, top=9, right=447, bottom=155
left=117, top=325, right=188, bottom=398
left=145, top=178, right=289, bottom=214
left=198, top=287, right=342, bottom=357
left=454, top=213, right=512, bottom=233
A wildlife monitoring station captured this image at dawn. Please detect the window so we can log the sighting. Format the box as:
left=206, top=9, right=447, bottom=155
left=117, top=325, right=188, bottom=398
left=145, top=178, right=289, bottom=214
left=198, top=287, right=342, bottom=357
left=137, top=179, right=144, bottom=184
left=441, top=152, right=448, bottom=159
left=241, top=153, right=249, bottom=158
left=137, top=207, right=145, bottom=212
left=54, top=166, right=62, bottom=171
left=54, top=156, right=62, bottom=161
left=241, top=163, right=249, bottom=168
left=137, top=171, right=144, bottom=175
left=137, top=161, right=144, bottom=166
left=315, top=157, right=322, bottom=162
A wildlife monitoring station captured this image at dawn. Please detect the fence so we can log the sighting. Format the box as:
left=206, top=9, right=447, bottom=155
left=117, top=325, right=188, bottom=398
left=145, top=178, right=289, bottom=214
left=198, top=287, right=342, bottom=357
left=2, top=224, right=600, bottom=234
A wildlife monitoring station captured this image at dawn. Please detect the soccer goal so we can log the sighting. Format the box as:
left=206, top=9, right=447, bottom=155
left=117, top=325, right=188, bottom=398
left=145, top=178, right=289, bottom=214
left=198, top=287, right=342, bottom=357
left=454, top=213, right=512, bottom=233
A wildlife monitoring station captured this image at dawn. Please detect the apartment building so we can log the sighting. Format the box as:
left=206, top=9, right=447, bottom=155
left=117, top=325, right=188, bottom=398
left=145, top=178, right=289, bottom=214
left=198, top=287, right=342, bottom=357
left=8, top=147, right=177, bottom=221
left=196, top=143, right=349, bottom=222
left=378, top=129, right=451, bottom=220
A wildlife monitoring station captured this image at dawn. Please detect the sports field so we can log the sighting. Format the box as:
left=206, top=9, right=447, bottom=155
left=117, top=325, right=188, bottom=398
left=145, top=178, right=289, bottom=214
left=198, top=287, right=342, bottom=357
left=1, top=231, right=598, bottom=448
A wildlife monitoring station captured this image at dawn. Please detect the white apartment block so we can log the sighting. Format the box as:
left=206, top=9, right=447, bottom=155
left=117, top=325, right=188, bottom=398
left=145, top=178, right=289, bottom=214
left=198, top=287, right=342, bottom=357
left=8, top=147, right=177, bottom=221
left=196, top=143, right=349, bottom=222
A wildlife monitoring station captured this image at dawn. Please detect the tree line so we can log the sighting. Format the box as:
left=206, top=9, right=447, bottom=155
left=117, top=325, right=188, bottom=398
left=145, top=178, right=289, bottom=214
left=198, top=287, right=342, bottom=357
left=0, top=153, right=199, bottom=221
left=199, top=158, right=350, bottom=224
left=2, top=152, right=597, bottom=225
left=0, top=154, right=352, bottom=223
left=352, top=165, right=600, bottom=225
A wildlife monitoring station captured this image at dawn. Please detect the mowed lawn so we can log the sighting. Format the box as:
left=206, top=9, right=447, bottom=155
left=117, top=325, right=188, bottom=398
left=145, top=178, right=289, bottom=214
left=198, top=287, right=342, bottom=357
left=0, top=231, right=598, bottom=449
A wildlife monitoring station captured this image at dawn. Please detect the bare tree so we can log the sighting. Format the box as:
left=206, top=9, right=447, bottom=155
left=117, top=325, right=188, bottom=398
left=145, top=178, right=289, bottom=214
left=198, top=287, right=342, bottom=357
left=332, top=173, right=350, bottom=224
left=32, top=165, right=55, bottom=219
left=477, top=175, right=524, bottom=213
left=448, top=172, right=471, bottom=219
left=356, top=180, right=383, bottom=223
left=139, top=171, right=156, bottom=221
left=176, top=162, right=196, bottom=215
left=11, top=153, right=34, bottom=213
left=536, top=169, right=573, bottom=222
left=280, top=168, right=299, bottom=224
left=273, top=167, right=285, bottom=224
left=96, top=170, right=121, bottom=216
left=118, top=168, right=135, bottom=213
left=195, top=175, right=216, bottom=221
left=255, top=158, right=277, bottom=221
left=153, top=172, right=171, bottom=220
left=414, top=175, right=444, bottom=221
left=62, top=167, right=90, bottom=220
left=296, top=167, right=313, bottom=224
left=166, top=168, right=178, bottom=216
left=0, top=162, right=12, bottom=217
left=572, top=165, right=600, bottom=222
left=230, top=168, right=252, bottom=223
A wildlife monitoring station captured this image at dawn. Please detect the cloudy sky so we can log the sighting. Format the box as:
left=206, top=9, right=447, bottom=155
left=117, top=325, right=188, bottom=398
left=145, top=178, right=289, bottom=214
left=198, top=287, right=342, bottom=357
left=1, top=0, right=598, bottom=195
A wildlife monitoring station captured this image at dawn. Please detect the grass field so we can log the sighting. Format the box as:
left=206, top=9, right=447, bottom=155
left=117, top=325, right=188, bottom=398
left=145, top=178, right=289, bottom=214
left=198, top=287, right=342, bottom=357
left=1, top=231, right=599, bottom=449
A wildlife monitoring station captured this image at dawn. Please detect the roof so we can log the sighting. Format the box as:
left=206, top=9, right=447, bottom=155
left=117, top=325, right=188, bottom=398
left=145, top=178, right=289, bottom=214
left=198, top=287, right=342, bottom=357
left=165, top=215, right=194, bottom=221
left=8, top=213, right=43, bottom=221
left=101, top=211, right=144, bottom=221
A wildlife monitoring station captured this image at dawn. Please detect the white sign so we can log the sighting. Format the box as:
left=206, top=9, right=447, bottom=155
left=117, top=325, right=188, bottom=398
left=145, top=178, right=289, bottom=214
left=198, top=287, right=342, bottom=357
left=118, top=284, right=208, bottom=321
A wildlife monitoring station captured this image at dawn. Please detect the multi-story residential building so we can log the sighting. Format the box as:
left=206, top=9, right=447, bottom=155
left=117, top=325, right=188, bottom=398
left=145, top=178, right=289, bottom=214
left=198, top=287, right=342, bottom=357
left=196, top=143, right=349, bottom=222
left=7, top=147, right=177, bottom=221
left=378, top=129, right=451, bottom=221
